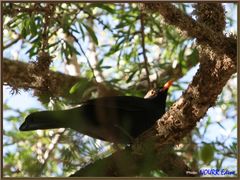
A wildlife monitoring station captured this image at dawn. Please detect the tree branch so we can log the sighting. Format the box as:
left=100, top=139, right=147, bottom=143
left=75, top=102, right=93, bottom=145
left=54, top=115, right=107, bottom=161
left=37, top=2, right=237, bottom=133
left=132, top=1, right=236, bottom=153
left=70, top=145, right=196, bottom=177
left=193, top=3, right=226, bottom=33
left=143, top=3, right=236, bottom=65
left=132, top=49, right=236, bottom=152
left=2, top=58, right=120, bottom=103
left=3, top=56, right=194, bottom=101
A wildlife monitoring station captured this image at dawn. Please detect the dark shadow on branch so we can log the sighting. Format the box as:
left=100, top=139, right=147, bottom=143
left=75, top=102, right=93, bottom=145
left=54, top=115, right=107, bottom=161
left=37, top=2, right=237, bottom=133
left=70, top=145, right=197, bottom=177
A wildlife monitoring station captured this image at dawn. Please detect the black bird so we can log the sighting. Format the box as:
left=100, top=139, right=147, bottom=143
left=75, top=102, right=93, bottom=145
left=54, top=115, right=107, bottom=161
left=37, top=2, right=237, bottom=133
left=19, top=80, right=173, bottom=144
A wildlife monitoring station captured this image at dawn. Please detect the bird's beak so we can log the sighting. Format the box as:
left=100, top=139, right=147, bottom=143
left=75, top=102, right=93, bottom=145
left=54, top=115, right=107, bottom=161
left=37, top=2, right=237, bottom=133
left=162, top=80, right=173, bottom=91
left=19, top=121, right=29, bottom=131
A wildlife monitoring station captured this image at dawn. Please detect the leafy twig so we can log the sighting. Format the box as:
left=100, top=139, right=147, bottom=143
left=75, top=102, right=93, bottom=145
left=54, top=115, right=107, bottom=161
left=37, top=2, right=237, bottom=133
left=140, top=10, right=151, bottom=89
left=38, top=129, right=66, bottom=174
left=69, top=32, right=97, bottom=82
left=3, top=36, right=21, bottom=50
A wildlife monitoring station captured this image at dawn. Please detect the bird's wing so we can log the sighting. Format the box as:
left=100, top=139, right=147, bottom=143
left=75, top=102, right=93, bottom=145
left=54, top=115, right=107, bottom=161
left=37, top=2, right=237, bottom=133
left=80, top=96, right=152, bottom=111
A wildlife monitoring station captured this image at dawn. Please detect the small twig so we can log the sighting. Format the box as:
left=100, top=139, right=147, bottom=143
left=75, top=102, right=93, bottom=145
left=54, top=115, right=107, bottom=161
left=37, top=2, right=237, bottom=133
left=69, top=32, right=98, bottom=82
left=39, top=129, right=66, bottom=173
left=87, top=18, right=105, bottom=82
left=140, top=10, right=151, bottom=89
left=3, top=36, right=21, bottom=50
left=58, top=7, right=96, bottom=79
left=40, top=4, right=51, bottom=52
left=77, top=5, right=114, bottom=34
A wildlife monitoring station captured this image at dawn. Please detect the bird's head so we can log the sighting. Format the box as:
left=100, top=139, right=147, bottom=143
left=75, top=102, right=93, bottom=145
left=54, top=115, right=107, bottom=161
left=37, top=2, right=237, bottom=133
left=19, top=112, right=40, bottom=131
left=19, top=110, right=65, bottom=131
left=144, top=80, right=173, bottom=100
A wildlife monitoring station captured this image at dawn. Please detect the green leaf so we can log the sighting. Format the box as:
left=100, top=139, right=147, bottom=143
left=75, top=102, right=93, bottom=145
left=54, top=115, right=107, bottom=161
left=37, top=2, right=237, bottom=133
left=230, top=124, right=237, bottom=132
left=229, top=142, right=237, bottom=154
left=65, top=41, right=80, bottom=56
left=29, top=16, right=37, bottom=36
left=100, top=66, right=112, bottom=69
left=105, top=43, right=121, bottom=56
left=105, top=38, right=125, bottom=57
left=187, top=48, right=199, bottom=65
left=97, top=58, right=104, bottom=67
left=89, top=4, right=115, bottom=14
left=217, top=122, right=226, bottom=130
left=71, top=26, right=79, bottom=33
left=200, top=143, right=214, bottom=164
left=3, top=103, right=11, bottom=111
left=26, top=45, right=38, bottom=58
left=178, top=45, right=187, bottom=65
left=46, top=41, right=60, bottom=49
left=9, top=19, right=21, bottom=28
left=62, top=14, right=71, bottom=33
left=21, top=27, right=27, bottom=38
left=126, top=69, right=137, bottom=83
left=69, top=81, right=81, bottom=94
left=115, top=22, right=128, bottom=29
left=30, top=35, right=40, bottom=43
left=77, top=21, right=85, bottom=41
left=69, top=80, right=91, bottom=95
left=216, top=158, right=224, bottom=169
left=203, top=117, right=211, bottom=135
left=82, top=23, right=98, bottom=45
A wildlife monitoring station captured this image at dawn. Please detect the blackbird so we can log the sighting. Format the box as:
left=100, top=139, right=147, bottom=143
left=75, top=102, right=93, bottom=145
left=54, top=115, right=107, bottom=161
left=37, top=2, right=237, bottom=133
left=19, top=80, right=173, bottom=144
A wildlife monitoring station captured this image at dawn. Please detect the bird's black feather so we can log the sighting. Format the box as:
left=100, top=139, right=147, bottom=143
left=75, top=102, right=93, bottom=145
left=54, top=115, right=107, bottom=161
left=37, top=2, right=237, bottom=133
left=19, top=86, right=169, bottom=144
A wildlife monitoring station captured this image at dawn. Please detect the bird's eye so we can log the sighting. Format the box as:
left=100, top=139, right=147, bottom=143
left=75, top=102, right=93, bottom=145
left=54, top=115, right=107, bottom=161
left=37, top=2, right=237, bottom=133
left=144, top=89, right=157, bottom=99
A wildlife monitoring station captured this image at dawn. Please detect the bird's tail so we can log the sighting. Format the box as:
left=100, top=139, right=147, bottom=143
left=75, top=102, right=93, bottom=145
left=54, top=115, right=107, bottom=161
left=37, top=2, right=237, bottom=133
left=19, top=110, right=68, bottom=131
